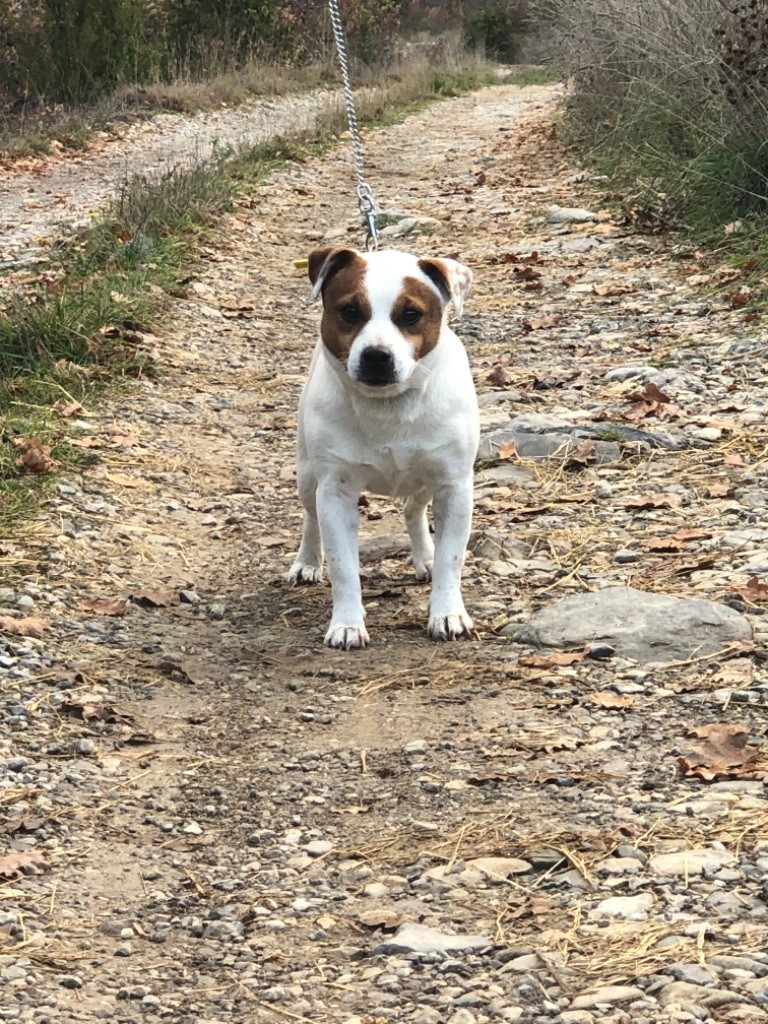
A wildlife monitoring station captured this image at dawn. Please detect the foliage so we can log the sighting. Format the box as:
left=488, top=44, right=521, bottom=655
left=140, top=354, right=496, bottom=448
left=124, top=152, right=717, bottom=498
left=464, top=2, right=528, bottom=61
left=536, top=0, right=768, bottom=240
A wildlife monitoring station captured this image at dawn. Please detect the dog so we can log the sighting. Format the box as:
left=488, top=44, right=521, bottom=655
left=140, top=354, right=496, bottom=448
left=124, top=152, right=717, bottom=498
left=288, top=246, right=479, bottom=650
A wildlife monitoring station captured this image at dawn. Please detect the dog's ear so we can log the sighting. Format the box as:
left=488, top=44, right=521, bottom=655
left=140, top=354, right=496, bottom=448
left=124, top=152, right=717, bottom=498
left=418, top=257, right=473, bottom=317
left=308, top=247, right=359, bottom=301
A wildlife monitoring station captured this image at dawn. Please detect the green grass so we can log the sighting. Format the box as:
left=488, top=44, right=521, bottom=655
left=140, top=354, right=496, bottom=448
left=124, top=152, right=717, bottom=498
left=500, top=67, right=555, bottom=87
left=0, top=57, right=497, bottom=541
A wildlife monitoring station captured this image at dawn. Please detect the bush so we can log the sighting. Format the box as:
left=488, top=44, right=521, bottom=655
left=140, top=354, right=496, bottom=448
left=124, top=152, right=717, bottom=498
left=3, top=0, right=160, bottom=104
left=536, top=0, right=768, bottom=233
left=464, top=2, right=527, bottom=61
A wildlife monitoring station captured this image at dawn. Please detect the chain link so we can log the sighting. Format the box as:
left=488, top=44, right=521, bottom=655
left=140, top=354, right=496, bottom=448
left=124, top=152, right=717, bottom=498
left=327, top=0, right=379, bottom=250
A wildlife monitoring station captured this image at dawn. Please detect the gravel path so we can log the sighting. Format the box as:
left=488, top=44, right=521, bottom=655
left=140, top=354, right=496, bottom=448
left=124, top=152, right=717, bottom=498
left=2, top=82, right=768, bottom=1024
left=0, top=88, right=339, bottom=267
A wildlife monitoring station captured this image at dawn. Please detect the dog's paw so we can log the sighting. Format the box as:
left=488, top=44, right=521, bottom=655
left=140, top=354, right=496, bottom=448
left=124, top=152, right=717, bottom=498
left=428, top=611, right=473, bottom=641
left=413, top=560, right=433, bottom=583
left=324, top=620, right=370, bottom=650
left=287, top=562, right=323, bottom=585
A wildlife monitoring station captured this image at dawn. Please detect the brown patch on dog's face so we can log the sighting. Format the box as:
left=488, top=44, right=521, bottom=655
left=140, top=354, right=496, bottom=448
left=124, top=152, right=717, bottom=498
left=316, top=252, right=371, bottom=361
left=391, top=276, right=445, bottom=360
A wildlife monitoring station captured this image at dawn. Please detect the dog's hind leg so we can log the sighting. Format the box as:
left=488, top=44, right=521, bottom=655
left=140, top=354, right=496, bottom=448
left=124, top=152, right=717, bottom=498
left=404, top=494, right=435, bottom=582
left=288, top=462, right=324, bottom=585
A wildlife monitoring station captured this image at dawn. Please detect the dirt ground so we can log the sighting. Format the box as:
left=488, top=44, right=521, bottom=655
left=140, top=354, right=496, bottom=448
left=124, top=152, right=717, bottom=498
left=1, top=82, right=768, bottom=1024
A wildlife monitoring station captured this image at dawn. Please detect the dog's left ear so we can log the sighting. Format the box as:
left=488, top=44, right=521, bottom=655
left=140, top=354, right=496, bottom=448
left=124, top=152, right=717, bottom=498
left=418, top=257, right=473, bottom=317
left=308, top=247, right=359, bottom=302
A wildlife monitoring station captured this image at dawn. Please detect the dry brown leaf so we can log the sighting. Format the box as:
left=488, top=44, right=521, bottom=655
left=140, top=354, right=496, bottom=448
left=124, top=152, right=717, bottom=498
left=522, top=314, right=562, bottom=331
left=591, top=691, right=634, bottom=709
left=620, top=492, right=683, bottom=510
left=679, top=723, right=761, bottom=781
left=13, top=437, right=59, bottom=474
left=593, top=282, right=635, bottom=296
left=487, top=364, right=513, bottom=387
left=706, top=478, right=733, bottom=498
left=496, top=441, right=517, bottom=461
left=710, top=658, right=755, bottom=689
left=520, top=649, right=586, bottom=668
left=648, top=527, right=713, bottom=552
left=56, top=400, right=84, bottom=417
left=731, top=575, right=768, bottom=604
left=0, top=614, right=48, bottom=638
left=60, top=700, right=136, bottom=724
left=77, top=597, right=129, bottom=616
left=567, top=439, right=596, bottom=467
left=130, top=588, right=177, bottom=608
left=724, top=452, right=745, bottom=467
left=357, top=909, right=402, bottom=930
left=0, top=849, right=48, bottom=879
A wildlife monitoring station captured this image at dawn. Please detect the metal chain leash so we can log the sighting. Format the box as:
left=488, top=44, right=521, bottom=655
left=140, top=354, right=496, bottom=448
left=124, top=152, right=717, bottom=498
left=327, top=0, right=379, bottom=250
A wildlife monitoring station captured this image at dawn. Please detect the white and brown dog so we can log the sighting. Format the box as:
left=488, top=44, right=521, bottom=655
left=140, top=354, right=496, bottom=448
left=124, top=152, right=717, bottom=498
left=288, top=246, right=479, bottom=650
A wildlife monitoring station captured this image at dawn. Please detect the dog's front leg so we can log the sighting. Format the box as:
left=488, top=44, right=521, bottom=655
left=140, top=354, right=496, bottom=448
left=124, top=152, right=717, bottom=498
left=428, top=480, right=474, bottom=640
left=317, top=479, right=369, bottom=650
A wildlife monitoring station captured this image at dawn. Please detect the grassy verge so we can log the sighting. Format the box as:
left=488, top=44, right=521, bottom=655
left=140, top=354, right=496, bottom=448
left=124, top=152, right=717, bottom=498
left=536, top=0, right=768, bottom=281
left=0, top=59, right=342, bottom=162
left=0, top=48, right=498, bottom=540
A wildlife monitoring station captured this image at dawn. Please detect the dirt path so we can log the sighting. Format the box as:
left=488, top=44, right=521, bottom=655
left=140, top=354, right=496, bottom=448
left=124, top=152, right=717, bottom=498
left=2, top=82, right=768, bottom=1024
left=0, top=88, right=338, bottom=268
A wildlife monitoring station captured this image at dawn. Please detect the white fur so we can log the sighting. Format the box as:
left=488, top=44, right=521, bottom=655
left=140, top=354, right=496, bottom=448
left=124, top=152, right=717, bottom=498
left=289, top=249, right=479, bottom=649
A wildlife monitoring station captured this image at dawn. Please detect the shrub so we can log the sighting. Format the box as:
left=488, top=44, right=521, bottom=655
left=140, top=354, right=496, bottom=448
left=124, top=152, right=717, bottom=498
left=535, top=0, right=768, bottom=232
left=464, top=2, right=528, bottom=61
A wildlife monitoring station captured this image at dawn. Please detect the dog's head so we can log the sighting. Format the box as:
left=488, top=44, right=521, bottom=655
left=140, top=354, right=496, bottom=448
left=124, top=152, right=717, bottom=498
left=307, top=247, right=472, bottom=395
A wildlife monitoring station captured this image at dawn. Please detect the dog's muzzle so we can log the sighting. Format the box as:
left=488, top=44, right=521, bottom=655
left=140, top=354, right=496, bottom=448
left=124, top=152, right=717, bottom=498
left=356, top=346, right=397, bottom=386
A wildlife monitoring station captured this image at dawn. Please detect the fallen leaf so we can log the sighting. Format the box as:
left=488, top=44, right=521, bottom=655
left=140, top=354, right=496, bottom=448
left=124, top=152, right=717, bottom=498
left=648, top=527, right=713, bottom=552
left=56, top=400, right=84, bottom=417
left=566, top=439, right=596, bottom=467
left=520, top=649, right=586, bottom=668
left=77, top=597, right=129, bottom=616
left=593, top=282, right=635, bottom=296
left=0, top=614, right=48, bottom=638
left=679, top=723, right=761, bottom=781
left=706, top=478, right=733, bottom=498
left=710, top=658, right=755, bottom=689
left=620, top=492, right=683, bottom=510
left=724, top=453, right=745, bottom=466
left=357, top=909, right=402, bottom=930
left=0, top=850, right=48, bottom=879
left=591, top=691, right=634, bottom=709
left=60, top=701, right=136, bottom=724
left=522, top=314, right=562, bottom=331
left=496, top=441, right=517, bottom=461
left=731, top=575, right=768, bottom=604
left=13, top=437, right=59, bottom=474
left=487, top=364, right=513, bottom=387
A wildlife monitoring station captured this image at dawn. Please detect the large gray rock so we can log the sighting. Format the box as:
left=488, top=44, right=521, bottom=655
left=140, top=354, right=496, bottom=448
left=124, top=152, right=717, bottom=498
left=511, top=587, right=752, bottom=663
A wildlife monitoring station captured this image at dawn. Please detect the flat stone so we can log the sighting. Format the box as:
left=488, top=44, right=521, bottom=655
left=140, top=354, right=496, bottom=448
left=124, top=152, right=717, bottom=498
left=304, top=840, right=334, bottom=857
left=659, top=981, right=746, bottom=1008
left=570, top=985, right=644, bottom=1010
left=467, top=856, right=532, bottom=878
left=669, top=964, right=717, bottom=985
left=478, top=427, right=621, bottom=464
left=371, top=923, right=490, bottom=956
left=549, top=206, right=597, bottom=223
left=649, top=847, right=736, bottom=877
left=359, top=533, right=410, bottom=562
left=512, top=587, right=752, bottom=663
left=590, top=892, right=655, bottom=919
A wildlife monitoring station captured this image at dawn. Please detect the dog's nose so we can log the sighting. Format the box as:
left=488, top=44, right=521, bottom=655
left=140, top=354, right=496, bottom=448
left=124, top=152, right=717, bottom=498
left=358, top=346, right=396, bottom=385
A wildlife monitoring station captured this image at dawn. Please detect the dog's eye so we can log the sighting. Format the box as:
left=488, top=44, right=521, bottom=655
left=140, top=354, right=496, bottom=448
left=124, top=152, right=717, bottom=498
left=340, top=305, right=361, bottom=324
left=401, top=308, right=421, bottom=326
